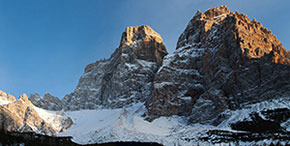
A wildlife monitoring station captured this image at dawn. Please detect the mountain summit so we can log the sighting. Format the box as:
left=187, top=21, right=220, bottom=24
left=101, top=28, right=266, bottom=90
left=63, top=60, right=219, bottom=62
left=147, top=5, right=290, bottom=124
left=178, top=5, right=289, bottom=63
left=61, top=25, right=167, bottom=110
left=119, top=25, right=166, bottom=66
left=1, top=5, right=290, bottom=145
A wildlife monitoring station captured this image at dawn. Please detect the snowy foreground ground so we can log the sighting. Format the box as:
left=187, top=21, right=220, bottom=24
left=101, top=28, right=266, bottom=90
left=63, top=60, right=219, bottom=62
left=48, top=98, right=290, bottom=146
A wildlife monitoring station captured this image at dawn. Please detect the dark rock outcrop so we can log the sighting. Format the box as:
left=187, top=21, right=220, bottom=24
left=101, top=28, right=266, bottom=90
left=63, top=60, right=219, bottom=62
left=0, top=130, right=163, bottom=146
left=30, top=93, right=63, bottom=111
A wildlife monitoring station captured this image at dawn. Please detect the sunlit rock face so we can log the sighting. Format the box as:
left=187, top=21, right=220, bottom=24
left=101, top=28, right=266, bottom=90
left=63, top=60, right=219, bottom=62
left=146, top=5, right=290, bottom=124
left=62, top=25, right=168, bottom=110
left=0, top=92, right=72, bottom=135
left=0, top=90, right=16, bottom=102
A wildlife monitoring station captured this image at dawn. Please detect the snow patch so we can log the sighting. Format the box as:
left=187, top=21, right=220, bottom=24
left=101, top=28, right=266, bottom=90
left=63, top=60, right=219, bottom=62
left=0, top=98, right=13, bottom=106
left=154, top=82, right=173, bottom=88
left=218, top=97, right=290, bottom=128
left=137, top=59, right=156, bottom=68
left=33, top=106, right=68, bottom=131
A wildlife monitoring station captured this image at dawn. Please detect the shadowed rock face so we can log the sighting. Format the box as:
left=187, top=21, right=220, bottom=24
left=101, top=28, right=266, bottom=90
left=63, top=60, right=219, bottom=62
left=146, top=5, right=290, bottom=124
left=30, top=93, right=63, bottom=111
left=62, top=25, right=168, bottom=110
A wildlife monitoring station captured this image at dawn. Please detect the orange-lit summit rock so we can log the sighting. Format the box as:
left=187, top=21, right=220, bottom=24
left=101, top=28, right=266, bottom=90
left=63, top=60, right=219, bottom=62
left=178, top=5, right=290, bottom=64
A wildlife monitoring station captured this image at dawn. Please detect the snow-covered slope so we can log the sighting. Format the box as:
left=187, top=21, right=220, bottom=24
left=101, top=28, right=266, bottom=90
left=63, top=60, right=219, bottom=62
left=57, top=99, right=290, bottom=145
left=33, top=106, right=72, bottom=133
left=58, top=103, right=208, bottom=145
left=0, top=97, right=13, bottom=106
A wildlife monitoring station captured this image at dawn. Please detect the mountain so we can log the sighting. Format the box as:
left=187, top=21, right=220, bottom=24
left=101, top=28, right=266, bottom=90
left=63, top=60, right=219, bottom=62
left=1, top=5, right=290, bottom=146
left=61, top=25, right=167, bottom=110
left=146, top=5, right=290, bottom=125
left=0, top=90, right=72, bottom=135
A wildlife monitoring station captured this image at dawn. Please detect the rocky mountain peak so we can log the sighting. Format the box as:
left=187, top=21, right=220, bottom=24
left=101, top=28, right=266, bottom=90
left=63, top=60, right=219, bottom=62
left=177, top=5, right=289, bottom=65
left=147, top=5, right=290, bottom=125
left=29, top=93, right=42, bottom=102
left=203, top=5, right=230, bottom=18
left=0, top=90, right=16, bottom=102
left=118, top=25, right=167, bottom=66
left=30, top=93, right=63, bottom=111
left=43, top=93, right=58, bottom=101
left=19, top=94, right=30, bottom=104
left=61, top=25, right=167, bottom=110
left=120, top=25, right=163, bottom=47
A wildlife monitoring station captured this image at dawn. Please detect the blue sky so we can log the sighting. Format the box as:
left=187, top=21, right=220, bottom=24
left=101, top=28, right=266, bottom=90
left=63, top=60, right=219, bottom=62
left=0, top=0, right=289, bottom=98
